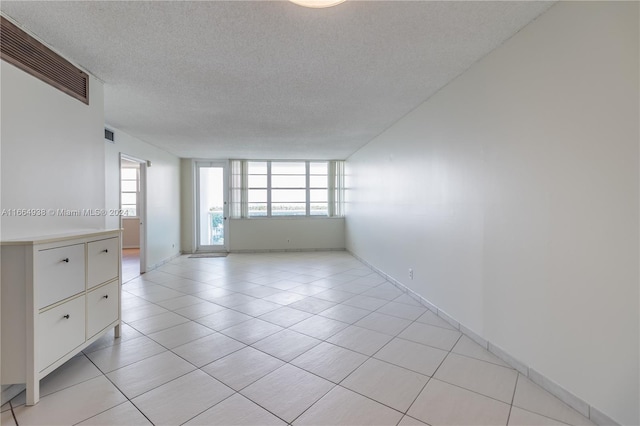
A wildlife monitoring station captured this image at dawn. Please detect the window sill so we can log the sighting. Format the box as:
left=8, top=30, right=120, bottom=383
left=230, top=216, right=344, bottom=221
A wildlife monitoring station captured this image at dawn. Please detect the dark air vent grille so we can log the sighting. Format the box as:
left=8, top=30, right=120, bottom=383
left=105, top=128, right=114, bottom=142
left=1, top=16, right=89, bottom=104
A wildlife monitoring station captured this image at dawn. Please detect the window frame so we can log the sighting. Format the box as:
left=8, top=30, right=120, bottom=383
left=232, top=160, right=343, bottom=219
left=120, top=166, right=139, bottom=217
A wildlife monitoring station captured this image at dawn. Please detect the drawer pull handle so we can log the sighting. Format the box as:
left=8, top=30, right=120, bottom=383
left=102, top=249, right=109, bottom=253
left=62, top=258, right=70, bottom=263
left=63, top=314, right=70, bottom=319
left=103, top=295, right=109, bottom=299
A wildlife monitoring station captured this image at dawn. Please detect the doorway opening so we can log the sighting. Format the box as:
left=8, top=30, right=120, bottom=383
left=120, top=154, right=147, bottom=282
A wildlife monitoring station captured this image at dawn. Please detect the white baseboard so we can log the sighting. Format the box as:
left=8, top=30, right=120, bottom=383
left=146, top=251, right=182, bottom=271
left=230, top=248, right=346, bottom=253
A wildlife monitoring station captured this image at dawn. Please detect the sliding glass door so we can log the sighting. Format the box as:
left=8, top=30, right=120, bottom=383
left=196, top=161, right=228, bottom=252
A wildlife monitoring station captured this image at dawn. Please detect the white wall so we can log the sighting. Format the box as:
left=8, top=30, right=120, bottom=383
left=229, top=218, right=344, bottom=251
left=105, top=129, right=181, bottom=269
left=346, top=2, right=638, bottom=425
left=180, top=158, right=196, bottom=253
left=1, top=61, right=105, bottom=238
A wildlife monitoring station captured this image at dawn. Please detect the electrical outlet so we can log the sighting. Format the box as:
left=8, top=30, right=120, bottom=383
left=409, top=268, right=414, bottom=280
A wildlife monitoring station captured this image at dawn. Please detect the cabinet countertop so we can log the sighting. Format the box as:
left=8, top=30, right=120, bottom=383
left=1, top=229, right=122, bottom=246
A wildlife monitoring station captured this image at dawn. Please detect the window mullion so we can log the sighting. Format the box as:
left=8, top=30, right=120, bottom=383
left=337, top=161, right=344, bottom=217
left=267, top=161, right=272, bottom=217
left=241, top=160, right=249, bottom=218
left=305, top=161, right=310, bottom=216
left=137, top=168, right=140, bottom=217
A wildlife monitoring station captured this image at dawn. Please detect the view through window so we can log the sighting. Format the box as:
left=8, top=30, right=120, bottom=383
left=198, top=165, right=225, bottom=246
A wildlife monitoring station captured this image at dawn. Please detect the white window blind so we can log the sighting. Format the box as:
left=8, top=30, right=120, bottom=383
left=230, top=160, right=247, bottom=218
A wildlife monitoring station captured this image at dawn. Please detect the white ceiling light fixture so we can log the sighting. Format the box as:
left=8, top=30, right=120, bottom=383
left=289, top=0, right=346, bottom=8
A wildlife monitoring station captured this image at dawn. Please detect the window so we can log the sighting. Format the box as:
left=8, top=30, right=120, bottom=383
left=121, top=167, right=139, bottom=216
left=231, top=160, right=344, bottom=218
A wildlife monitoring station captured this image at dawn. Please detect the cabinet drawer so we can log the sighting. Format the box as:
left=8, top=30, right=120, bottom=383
left=87, top=237, right=119, bottom=289
left=87, top=280, right=119, bottom=338
left=36, top=244, right=85, bottom=309
left=38, top=296, right=85, bottom=371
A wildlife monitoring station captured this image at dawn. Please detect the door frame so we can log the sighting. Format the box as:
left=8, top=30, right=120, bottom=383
left=195, top=160, right=229, bottom=253
left=119, top=153, right=147, bottom=274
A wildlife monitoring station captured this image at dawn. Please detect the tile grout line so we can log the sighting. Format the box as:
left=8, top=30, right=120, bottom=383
left=286, top=381, right=339, bottom=425
left=513, top=405, right=574, bottom=426
left=505, top=368, right=520, bottom=425
left=401, top=333, right=464, bottom=420
left=78, top=354, right=154, bottom=426
left=173, top=391, right=238, bottom=426
left=9, top=400, right=19, bottom=426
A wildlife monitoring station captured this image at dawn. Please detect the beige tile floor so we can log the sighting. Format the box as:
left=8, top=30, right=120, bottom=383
left=122, top=248, right=141, bottom=284
left=2, top=251, right=596, bottom=425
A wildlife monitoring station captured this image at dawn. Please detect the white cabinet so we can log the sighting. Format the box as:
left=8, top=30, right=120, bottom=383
left=1, top=230, right=121, bottom=405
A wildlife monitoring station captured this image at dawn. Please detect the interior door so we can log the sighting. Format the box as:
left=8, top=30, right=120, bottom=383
left=196, top=161, right=228, bottom=252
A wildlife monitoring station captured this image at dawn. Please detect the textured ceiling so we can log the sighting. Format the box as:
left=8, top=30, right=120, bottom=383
left=1, top=1, right=552, bottom=159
